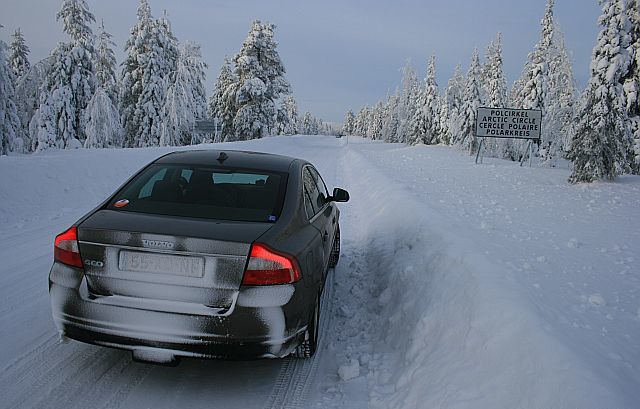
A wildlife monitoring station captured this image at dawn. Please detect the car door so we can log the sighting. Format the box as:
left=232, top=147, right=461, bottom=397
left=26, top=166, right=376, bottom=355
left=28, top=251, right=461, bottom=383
left=302, top=167, right=329, bottom=282
left=309, top=167, right=337, bottom=265
left=303, top=166, right=336, bottom=274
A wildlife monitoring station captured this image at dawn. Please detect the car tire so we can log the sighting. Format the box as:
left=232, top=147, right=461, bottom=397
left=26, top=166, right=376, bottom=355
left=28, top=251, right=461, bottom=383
left=328, top=226, right=340, bottom=269
left=293, top=292, right=320, bottom=359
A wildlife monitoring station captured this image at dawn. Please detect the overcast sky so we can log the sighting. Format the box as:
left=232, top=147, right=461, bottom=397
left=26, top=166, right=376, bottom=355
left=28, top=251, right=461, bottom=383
left=1, top=0, right=602, bottom=123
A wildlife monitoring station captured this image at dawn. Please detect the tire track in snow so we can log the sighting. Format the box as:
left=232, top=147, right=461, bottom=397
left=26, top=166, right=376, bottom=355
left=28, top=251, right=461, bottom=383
left=262, top=268, right=336, bottom=409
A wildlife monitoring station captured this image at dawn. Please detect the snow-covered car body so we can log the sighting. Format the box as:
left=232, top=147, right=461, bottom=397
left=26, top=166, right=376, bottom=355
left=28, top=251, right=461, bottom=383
left=49, top=149, right=348, bottom=363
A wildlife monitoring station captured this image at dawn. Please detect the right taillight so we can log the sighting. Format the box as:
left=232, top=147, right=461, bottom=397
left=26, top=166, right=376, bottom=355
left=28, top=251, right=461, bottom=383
left=54, top=226, right=83, bottom=268
left=242, top=243, right=301, bottom=286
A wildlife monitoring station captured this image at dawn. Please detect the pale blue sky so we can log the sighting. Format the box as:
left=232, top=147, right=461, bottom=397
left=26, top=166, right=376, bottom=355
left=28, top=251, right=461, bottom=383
left=1, top=0, right=602, bottom=122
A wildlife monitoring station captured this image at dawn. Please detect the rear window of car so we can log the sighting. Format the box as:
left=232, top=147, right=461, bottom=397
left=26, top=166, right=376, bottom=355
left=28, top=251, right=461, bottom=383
left=107, top=164, right=288, bottom=223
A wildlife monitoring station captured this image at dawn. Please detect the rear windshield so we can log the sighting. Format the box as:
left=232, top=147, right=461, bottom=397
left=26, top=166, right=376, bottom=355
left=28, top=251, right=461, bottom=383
left=107, top=164, right=288, bottom=223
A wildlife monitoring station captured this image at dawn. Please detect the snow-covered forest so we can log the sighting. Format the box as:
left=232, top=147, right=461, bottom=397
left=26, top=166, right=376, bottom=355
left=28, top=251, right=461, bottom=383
left=0, top=0, right=638, bottom=183
left=345, top=0, right=640, bottom=184
left=0, top=0, right=336, bottom=156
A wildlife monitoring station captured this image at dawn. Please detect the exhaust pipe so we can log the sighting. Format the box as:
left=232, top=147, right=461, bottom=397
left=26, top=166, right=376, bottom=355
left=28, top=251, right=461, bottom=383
left=132, top=349, right=180, bottom=366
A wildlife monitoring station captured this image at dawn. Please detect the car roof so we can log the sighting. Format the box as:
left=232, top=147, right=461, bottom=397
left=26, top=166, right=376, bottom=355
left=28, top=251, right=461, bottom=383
left=155, top=149, right=298, bottom=173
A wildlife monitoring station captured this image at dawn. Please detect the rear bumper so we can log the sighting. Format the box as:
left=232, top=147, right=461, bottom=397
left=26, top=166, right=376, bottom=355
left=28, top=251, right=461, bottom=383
left=49, top=263, right=307, bottom=359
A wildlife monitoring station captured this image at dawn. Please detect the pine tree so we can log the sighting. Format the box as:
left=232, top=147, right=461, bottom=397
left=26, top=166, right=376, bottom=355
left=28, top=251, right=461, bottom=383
left=395, top=61, right=418, bottom=143
left=156, top=11, right=179, bottom=76
left=482, top=33, right=508, bottom=157
left=343, top=110, right=355, bottom=135
left=37, top=0, right=96, bottom=150
left=120, top=0, right=153, bottom=147
left=542, top=25, right=576, bottom=165
left=94, top=20, right=118, bottom=105
left=15, top=57, right=53, bottom=152
left=409, top=55, right=440, bottom=145
left=354, top=106, right=369, bottom=136
left=84, top=87, right=123, bottom=148
left=0, top=37, right=21, bottom=154
left=365, top=101, right=382, bottom=140
left=519, top=0, right=554, bottom=112
left=161, top=41, right=208, bottom=146
left=300, top=112, right=316, bottom=135
left=509, top=0, right=555, bottom=161
left=9, top=28, right=30, bottom=79
left=442, top=64, right=465, bottom=146
left=277, top=95, right=299, bottom=135
left=567, top=0, right=632, bottom=183
left=455, top=48, right=483, bottom=153
left=124, top=6, right=180, bottom=147
left=209, top=58, right=238, bottom=142
left=623, top=0, right=640, bottom=172
left=232, top=21, right=291, bottom=140
left=381, top=92, right=400, bottom=142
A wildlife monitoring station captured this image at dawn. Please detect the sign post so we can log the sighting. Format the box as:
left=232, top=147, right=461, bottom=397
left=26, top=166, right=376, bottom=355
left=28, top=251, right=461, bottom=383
left=474, top=107, right=542, bottom=166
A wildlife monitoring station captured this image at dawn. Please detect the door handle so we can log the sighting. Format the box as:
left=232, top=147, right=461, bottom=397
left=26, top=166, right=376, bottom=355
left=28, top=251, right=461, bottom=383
left=323, top=231, right=329, bottom=242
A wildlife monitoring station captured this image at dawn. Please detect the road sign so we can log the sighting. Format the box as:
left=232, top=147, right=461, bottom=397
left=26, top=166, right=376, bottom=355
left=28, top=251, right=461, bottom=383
left=194, top=120, right=223, bottom=134
left=475, top=107, right=542, bottom=140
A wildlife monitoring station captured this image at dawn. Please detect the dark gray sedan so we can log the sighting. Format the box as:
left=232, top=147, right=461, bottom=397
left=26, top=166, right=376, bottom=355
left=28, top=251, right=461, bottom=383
left=49, top=150, right=349, bottom=364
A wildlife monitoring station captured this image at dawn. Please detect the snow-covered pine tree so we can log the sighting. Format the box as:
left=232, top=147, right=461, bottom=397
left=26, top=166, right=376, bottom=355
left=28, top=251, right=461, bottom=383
left=567, top=0, right=632, bottom=183
left=482, top=33, right=508, bottom=157
left=232, top=21, right=291, bottom=140
left=94, top=20, right=118, bottom=106
left=343, top=110, right=355, bottom=135
left=623, top=0, right=640, bottom=172
left=395, top=61, right=418, bottom=143
left=161, top=41, right=208, bottom=146
left=409, top=55, right=440, bottom=145
left=542, top=25, right=576, bottom=165
left=36, top=0, right=96, bottom=150
left=209, top=58, right=238, bottom=142
left=300, top=112, right=314, bottom=135
left=156, top=11, right=179, bottom=77
left=84, top=87, right=123, bottom=148
left=510, top=0, right=554, bottom=161
left=120, top=0, right=153, bottom=147
left=484, top=33, right=507, bottom=109
left=520, top=0, right=554, bottom=112
left=129, top=8, right=180, bottom=147
left=276, top=95, right=299, bottom=135
left=36, top=43, right=80, bottom=150
left=381, top=92, right=400, bottom=142
left=455, top=48, right=483, bottom=153
left=442, top=64, right=465, bottom=146
left=9, top=28, right=30, bottom=79
left=0, top=36, right=21, bottom=154
left=15, top=57, right=53, bottom=152
left=354, top=106, right=369, bottom=136
left=367, top=101, right=384, bottom=140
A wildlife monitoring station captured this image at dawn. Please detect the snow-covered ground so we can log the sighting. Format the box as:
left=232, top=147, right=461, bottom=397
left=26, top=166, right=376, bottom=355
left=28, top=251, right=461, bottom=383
left=1, top=135, right=639, bottom=409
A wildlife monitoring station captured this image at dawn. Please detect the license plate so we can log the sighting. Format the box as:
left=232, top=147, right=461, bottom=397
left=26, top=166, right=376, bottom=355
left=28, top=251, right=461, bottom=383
left=118, top=251, right=205, bottom=278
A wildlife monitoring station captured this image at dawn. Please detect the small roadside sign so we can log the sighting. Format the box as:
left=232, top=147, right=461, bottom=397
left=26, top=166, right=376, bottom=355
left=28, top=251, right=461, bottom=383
left=475, top=107, right=542, bottom=140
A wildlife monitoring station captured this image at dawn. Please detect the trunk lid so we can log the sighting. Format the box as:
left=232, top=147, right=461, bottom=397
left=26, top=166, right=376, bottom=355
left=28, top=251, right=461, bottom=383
left=77, top=210, right=272, bottom=312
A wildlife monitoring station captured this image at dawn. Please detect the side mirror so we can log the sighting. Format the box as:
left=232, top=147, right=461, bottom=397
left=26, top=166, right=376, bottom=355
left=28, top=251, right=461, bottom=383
left=331, top=188, right=350, bottom=203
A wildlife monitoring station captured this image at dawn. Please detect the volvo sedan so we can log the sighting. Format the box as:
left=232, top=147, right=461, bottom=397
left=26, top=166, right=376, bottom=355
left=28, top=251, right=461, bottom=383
left=49, top=150, right=349, bottom=364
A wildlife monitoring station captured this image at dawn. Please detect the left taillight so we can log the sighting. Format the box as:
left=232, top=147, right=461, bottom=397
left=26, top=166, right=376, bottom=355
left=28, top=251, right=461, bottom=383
left=54, top=226, right=83, bottom=268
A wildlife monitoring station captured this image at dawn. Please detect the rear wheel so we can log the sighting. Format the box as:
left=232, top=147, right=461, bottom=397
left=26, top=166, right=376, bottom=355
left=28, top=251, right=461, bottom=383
left=328, top=226, right=340, bottom=269
left=293, top=293, right=320, bottom=358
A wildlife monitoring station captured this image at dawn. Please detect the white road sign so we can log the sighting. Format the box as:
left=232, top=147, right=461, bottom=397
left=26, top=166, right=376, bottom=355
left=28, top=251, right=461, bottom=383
left=475, top=107, right=542, bottom=140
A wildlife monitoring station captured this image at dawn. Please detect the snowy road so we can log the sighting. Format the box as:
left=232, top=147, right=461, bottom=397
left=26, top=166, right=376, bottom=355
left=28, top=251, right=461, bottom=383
left=1, top=136, right=639, bottom=409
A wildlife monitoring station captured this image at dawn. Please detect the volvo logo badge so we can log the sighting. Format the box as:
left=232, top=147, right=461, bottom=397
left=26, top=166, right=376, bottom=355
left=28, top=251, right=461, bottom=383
left=141, top=239, right=175, bottom=249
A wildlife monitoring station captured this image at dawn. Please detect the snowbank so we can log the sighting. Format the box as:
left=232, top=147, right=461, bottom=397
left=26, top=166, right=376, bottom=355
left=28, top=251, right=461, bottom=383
left=337, top=146, right=633, bottom=409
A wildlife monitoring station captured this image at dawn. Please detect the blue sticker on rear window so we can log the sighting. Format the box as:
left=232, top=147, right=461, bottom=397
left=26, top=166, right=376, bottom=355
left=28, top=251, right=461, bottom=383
left=268, top=215, right=277, bottom=222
